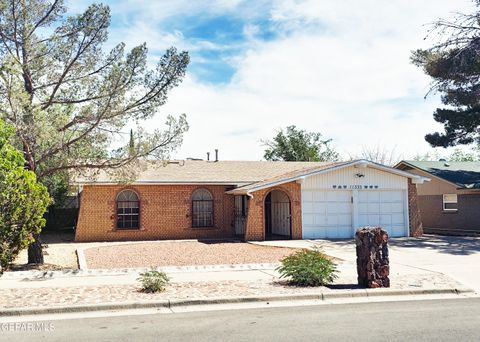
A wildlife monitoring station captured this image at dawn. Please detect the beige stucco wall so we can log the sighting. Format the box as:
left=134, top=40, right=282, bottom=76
left=403, top=168, right=458, bottom=196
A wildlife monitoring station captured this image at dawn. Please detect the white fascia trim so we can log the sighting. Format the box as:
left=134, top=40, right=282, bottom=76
left=364, top=161, right=430, bottom=183
left=230, top=159, right=429, bottom=195
left=396, top=161, right=454, bottom=187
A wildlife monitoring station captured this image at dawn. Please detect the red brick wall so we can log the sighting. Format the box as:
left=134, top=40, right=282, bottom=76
left=244, top=181, right=302, bottom=241
left=408, top=179, right=423, bottom=237
left=75, top=184, right=235, bottom=242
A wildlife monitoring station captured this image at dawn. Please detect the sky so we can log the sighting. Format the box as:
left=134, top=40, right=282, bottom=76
left=70, top=0, right=476, bottom=161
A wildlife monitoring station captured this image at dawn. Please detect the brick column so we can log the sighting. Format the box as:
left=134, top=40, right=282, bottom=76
left=408, top=179, right=423, bottom=237
left=244, top=193, right=265, bottom=241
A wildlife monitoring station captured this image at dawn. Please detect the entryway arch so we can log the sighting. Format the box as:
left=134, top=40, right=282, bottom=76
left=264, top=189, right=292, bottom=240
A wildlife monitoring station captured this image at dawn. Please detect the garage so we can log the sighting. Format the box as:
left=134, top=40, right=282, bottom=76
left=358, top=190, right=406, bottom=237
left=227, top=159, right=428, bottom=241
left=302, top=190, right=352, bottom=239
left=301, top=162, right=414, bottom=239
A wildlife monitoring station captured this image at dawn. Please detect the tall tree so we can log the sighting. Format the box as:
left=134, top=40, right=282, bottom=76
left=0, top=1, right=189, bottom=263
left=263, top=126, right=339, bottom=162
left=412, top=0, right=480, bottom=147
left=0, top=119, right=51, bottom=273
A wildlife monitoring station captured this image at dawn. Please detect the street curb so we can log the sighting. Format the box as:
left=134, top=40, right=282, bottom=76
left=0, top=287, right=473, bottom=317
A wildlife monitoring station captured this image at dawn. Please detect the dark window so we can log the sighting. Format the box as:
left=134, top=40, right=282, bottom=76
left=116, top=190, right=140, bottom=229
left=192, top=189, right=213, bottom=227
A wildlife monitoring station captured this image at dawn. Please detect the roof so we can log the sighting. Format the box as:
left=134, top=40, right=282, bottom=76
left=227, top=160, right=429, bottom=195
left=395, top=160, right=480, bottom=189
left=73, top=160, right=331, bottom=186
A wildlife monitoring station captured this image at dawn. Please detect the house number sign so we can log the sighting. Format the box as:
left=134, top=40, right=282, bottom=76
left=332, top=185, right=379, bottom=189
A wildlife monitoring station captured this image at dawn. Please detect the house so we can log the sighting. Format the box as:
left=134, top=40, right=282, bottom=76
left=395, top=160, right=480, bottom=235
left=73, top=159, right=428, bottom=242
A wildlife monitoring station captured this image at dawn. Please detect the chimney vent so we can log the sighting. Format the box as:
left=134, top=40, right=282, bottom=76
left=207, top=152, right=210, bottom=161
left=215, top=149, right=219, bottom=162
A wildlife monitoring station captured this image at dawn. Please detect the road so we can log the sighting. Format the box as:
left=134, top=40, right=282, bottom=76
left=1, top=298, right=479, bottom=342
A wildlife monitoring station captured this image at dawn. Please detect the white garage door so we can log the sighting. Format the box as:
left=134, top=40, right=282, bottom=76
left=302, top=191, right=353, bottom=239
left=358, top=190, right=406, bottom=237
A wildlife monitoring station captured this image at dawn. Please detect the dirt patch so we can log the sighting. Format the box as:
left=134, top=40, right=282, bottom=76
left=83, top=241, right=300, bottom=269
left=12, top=231, right=80, bottom=270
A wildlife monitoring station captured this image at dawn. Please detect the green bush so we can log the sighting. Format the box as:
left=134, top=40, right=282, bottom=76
left=276, top=248, right=338, bottom=286
left=137, top=269, right=170, bottom=293
left=0, top=120, right=51, bottom=273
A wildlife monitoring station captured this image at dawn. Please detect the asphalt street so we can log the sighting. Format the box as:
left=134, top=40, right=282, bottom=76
left=1, top=297, right=479, bottom=342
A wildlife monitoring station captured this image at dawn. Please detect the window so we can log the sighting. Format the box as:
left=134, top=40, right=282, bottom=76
left=192, top=189, right=213, bottom=227
left=116, top=190, right=140, bottom=229
left=443, top=194, right=458, bottom=211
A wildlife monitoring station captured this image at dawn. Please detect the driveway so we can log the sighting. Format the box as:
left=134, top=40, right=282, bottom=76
left=255, top=235, right=480, bottom=293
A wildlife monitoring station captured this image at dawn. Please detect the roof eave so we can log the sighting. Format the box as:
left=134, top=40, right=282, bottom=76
left=227, top=160, right=429, bottom=195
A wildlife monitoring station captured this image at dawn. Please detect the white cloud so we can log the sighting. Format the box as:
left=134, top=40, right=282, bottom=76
left=71, top=0, right=478, bottom=161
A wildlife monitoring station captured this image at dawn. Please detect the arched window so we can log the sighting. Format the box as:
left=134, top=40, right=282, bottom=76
left=116, top=190, right=140, bottom=229
left=192, top=189, right=213, bottom=228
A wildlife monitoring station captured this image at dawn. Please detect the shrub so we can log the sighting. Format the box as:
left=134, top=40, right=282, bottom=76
left=276, top=248, right=338, bottom=286
left=137, top=269, right=170, bottom=293
left=0, top=120, right=51, bottom=273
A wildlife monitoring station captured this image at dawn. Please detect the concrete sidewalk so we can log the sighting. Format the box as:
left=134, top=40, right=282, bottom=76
left=0, top=268, right=280, bottom=289
left=252, top=235, right=480, bottom=294
left=1, top=235, right=476, bottom=316
left=0, top=262, right=472, bottom=317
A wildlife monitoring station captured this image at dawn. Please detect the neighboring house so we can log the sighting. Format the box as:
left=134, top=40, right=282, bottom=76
left=395, top=160, right=480, bottom=235
left=73, top=159, right=428, bottom=242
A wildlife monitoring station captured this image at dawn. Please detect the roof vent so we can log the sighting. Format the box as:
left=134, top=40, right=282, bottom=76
left=444, top=162, right=450, bottom=167
left=439, top=158, right=447, bottom=162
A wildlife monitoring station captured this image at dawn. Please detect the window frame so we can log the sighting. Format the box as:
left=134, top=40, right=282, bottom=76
left=442, top=194, right=458, bottom=212
left=191, top=188, right=214, bottom=228
left=116, top=189, right=141, bottom=230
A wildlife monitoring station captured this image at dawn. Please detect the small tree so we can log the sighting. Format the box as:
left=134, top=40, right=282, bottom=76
left=263, top=126, right=339, bottom=162
left=354, top=144, right=403, bottom=166
left=448, top=147, right=480, bottom=162
left=0, top=120, right=51, bottom=273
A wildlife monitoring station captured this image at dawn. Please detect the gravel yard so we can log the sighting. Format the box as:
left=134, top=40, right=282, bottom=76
left=12, top=231, right=79, bottom=270
left=83, top=241, right=299, bottom=269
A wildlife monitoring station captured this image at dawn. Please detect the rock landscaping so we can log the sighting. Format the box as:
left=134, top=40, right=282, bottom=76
left=83, top=241, right=299, bottom=269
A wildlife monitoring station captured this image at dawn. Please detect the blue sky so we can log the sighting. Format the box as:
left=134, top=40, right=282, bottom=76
left=69, top=0, right=475, bottom=161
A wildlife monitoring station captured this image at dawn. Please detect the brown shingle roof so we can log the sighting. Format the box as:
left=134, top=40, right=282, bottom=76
left=227, top=161, right=347, bottom=194
left=73, top=160, right=333, bottom=186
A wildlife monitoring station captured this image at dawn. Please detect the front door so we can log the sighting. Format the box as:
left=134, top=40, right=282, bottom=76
left=265, top=190, right=291, bottom=238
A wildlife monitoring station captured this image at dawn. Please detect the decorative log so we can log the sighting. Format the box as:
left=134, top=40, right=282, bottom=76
left=355, top=227, right=390, bottom=288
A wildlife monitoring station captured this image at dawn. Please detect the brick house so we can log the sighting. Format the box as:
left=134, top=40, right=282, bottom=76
left=395, top=160, right=480, bottom=235
left=74, top=159, right=428, bottom=242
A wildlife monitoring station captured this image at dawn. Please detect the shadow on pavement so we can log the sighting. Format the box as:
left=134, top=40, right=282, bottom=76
left=388, top=235, right=480, bottom=256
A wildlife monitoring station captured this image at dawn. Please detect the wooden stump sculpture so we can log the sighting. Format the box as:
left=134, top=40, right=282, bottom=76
left=355, top=227, right=390, bottom=288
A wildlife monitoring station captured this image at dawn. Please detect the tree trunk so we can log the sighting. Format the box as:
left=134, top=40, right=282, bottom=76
left=27, top=234, right=44, bottom=264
